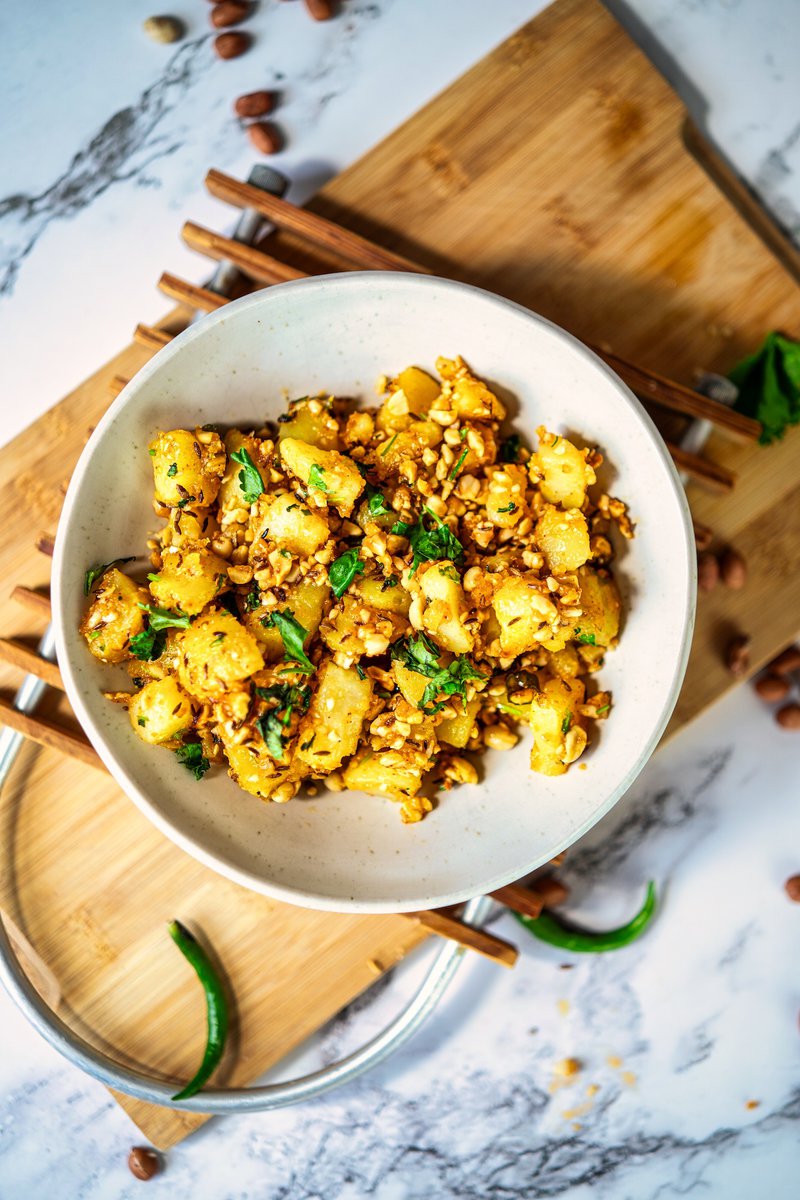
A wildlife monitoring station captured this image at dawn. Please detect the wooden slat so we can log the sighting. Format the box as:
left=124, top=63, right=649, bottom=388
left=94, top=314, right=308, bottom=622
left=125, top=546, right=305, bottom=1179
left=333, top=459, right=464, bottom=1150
left=182, top=222, right=307, bottom=285
left=10, top=586, right=51, bottom=618
left=0, top=639, right=62, bottom=690
left=410, top=910, right=518, bottom=967
left=490, top=877, right=570, bottom=919
left=206, top=168, right=429, bottom=275
left=0, top=698, right=102, bottom=769
left=134, top=324, right=172, bottom=352
left=664, top=442, right=735, bottom=492
left=158, top=272, right=226, bottom=314
left=109, top=374, right=129, bottom=398
left=596, top=348, right=761, bottom=442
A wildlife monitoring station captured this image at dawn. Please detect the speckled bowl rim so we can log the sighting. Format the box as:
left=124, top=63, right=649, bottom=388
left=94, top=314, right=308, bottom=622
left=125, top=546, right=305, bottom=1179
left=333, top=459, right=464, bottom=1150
left=52, top=273, right=696, bottom=913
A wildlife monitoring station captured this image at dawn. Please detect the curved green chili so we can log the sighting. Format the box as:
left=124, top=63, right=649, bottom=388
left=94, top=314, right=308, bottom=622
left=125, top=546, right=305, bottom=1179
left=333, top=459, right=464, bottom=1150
left=168, top=920, right=229, bottom=1101
left=513, top=881, right=657, bottom=953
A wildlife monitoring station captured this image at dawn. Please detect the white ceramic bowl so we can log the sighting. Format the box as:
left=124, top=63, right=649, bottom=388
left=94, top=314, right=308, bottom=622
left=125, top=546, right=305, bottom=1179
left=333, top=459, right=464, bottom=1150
left=53, top=273, right=695, bottom=913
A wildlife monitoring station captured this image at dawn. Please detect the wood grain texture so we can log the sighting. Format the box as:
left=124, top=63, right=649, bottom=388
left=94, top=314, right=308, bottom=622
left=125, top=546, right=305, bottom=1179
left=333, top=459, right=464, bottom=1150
left=0, top=0, right=798, bottom=1151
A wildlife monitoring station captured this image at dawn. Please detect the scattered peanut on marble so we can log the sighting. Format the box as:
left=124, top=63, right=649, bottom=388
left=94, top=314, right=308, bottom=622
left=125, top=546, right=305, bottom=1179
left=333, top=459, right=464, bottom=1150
left=776, top=703, right=800, bottom=731
left=726, top=634, right=751, bottom=677
left=143, top=14, right=185, bottom=43
left=214, top=30, right=251, bottom=58
left=211, top=0, right=250, bottom=28
left=128, top=1147, right=161, bottom=1181
left=234, top=89, right=274, bottom=118
left=247, top=121, right=282, bottom=154
left=754, top=674, right=790, bottom=703
left=719, top=546, right=747, bottom=589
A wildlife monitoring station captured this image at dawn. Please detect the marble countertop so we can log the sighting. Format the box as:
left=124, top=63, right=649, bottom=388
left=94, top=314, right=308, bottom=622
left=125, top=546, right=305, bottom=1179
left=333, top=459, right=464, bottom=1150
left=0, top=2, right=798, bottom=1197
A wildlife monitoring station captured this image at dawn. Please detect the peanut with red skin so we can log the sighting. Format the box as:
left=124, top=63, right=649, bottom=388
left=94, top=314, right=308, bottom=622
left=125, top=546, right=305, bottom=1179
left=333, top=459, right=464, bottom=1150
left=697, top=552, right=719, bottom=592
left=128, top=1147, right=161, bottom=1180
left=214, top=31, right=250, bottom=58
left=754, top=674, right=790, bottom=703
left=720, top=547, right=747, bottom=589
left=234, top=90, right=274, bottom=118
left=304, top=0, right=333, bottom=18
left=247, top=122, right=282, bottom=155
left=768, top=646, right=800, bottom=676
left=211, top=1, right=249, bottom=29
left=785, top=875, right=800, bottom=902
left=726, top=634, right=750, bottom=677
left=776, top=703, right=800, bottom=730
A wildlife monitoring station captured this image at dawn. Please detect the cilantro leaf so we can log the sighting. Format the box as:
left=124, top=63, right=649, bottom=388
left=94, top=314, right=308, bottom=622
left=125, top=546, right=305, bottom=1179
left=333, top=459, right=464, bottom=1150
left=84, top=556, right=135, bottom=596
left=448, top=447, right=468, bottom=481
left=561, top=711, right=572, bottom=734
left=391, top=507, right=463, bottom=575
left=329, top=547, right=365, bottom=598
left=230, top=446, right=266, bottom=504
left=167, top=462, right=178, bottom=477
left=419, top=656, right=486, bottom=716
left=175, top=741, right=210, bottom=781
left=255, top=683, right=312, bottom=761
left=574, top=628, right=596, bottom=646
left=263, top=609, right=314, bottom=673
left=138, top=603, right=192, bottom=631
left=380, top=433, right=398, bottom=457
left=308, top=464, right=329, bottom=493
left=498, top=502, right=517, bottom=514
left=256, top=711, right=286, bottom=760
left=366, top=486, right=392, bottom=518
left=129, top=626, right=167, bottom=661
left=730, top=331, right=800, bottom=444
left=390, top=632, right=442, bottom=678
left=244, top=585, right=262, bottom=612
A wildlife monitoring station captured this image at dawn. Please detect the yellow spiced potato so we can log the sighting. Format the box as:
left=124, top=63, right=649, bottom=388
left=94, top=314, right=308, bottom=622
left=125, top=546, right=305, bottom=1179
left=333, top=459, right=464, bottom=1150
left=80, top=356, right=632, bottom=816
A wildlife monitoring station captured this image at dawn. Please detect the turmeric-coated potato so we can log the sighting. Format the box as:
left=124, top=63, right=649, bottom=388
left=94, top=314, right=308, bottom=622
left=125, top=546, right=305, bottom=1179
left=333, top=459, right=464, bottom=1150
left=176, top=610, right=264, bottom=701
left=149, top=428, right=226, bottom=508
left=81, top=568, right=149, bottom=663
left=129, top=676, right=193, bottom=745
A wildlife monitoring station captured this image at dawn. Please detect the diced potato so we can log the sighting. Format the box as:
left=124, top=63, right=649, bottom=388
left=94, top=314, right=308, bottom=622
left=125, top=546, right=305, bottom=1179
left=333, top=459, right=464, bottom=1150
left=149, top=428, right=226, bottom=508
left=575, top=565, right=621, bottom=648
left=176, top=610, right=264, bottom=700
left=279, top=439, right=364, bottom=516
left=342, top=747, right=429, bottom=800
left=393, top=660, right=429, bottom=707
left=162, top=505, right=219, bottom=549
left=531, top=428, right=596, bottom=509
left=320, top=597, right=406, bottom=660
left=436, top=356, right=506, bottom=420
left=373, top=421, right=442, bottom=473
left=438, top=695, right=480, bottom=748
left=245, top=581, right=329, bottom=660
left=129, top=676, right=192, bottom=745
left=492, top=576, right=558, bottom=657
left=418, top=561, right=473, bottom=654
left=529, top=676, right=587, bottom=776
left=486, top=464, right=527, bottom=528
left=278, top=398, right=340, bottom=450
left=81, top=568, right=149, bottom=663
left=222, top=737, right=301, bottom=802
left=296, top=661, right=372, bottom=772
left=353, top=574, right=411, bottom=616
left=218, top=431, right=267, bottom=514
left=547, top=643, right=581, bottom=679
left=253, top=493, right=330, bottom=558
left=535, top=505, right=591, bottom=572
left=149, top=545, right=229, bottom=616
left=376, top=366, right=441, bottom=433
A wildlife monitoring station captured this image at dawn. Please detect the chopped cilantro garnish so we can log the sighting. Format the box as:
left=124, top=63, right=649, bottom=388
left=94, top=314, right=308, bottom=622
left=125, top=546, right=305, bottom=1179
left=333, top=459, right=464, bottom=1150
left=263, top=609, right=314, bottom=673
left=230, top=446, right=265, bottom=505
left=497, top=502, right=517, bottom=514
left=380, top=433, right=398, bottom=457
left=448, top=447, right=468, bottom=480
left=391, top=506, right=463, bottom=575
left=167, top=462, right=178, bottom=477
left=308, top=464, right=329, bottom=493
left=574, top=628, right=597, bottom=646
left=176, top=741, right=210, bottom=781
left=561, top=712, right=572, bottom=734
left=595, top=704, right=611, bottom=715
left=419, top=655, right=486, bottom=716
left=129, top=626, right=167, bottom=661
left=730, top=330, right=800, bottom=443
left=499, top=434, right=523, bottom=463
left=366, top=486, right=392, bottom=518
left=138, top=603, right=192, bottom=631
left=245, top=585, right=261, bottom=612
left=329, top=547, right=365, bottom=598
left=137, top=717, right=147, bottom=727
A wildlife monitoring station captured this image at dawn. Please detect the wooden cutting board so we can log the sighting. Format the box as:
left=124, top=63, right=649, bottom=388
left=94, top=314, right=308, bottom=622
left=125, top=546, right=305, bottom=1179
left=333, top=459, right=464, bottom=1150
left=0, top=0, right=797, bottom=1151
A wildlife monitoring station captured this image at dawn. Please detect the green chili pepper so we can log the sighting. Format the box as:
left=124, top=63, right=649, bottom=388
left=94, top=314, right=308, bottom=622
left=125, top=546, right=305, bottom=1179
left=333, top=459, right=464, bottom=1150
left=512, top=881, right=657, bottom=953
left=168, top=919, right=229, bottom=1100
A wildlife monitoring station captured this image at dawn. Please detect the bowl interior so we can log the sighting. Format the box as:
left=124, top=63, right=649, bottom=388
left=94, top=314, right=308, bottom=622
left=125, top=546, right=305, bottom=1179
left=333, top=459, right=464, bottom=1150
left=53, top=273, right=695, bottom=912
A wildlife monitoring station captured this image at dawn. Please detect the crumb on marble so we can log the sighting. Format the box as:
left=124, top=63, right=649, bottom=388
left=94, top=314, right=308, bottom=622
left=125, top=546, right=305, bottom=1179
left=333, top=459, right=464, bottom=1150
left=557, top=998, right=570, bottom=1017
left=620, top=1070, right=637, bottom=1087
left=745, top=1099, right=761, bottom=1110
left=606, top=1054, right=623, bottom=1069
left=554, top=1057, right=581, bottom=1078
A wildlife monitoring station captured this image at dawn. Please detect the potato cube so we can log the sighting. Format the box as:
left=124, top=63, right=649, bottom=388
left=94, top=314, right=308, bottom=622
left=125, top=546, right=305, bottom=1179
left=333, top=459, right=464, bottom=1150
left=81, top=568, right=149, bottom=663
left=373, top=421, right=442, bottom=473
left=177, top=610, right=264, bottom=700
left=149, top=545, right=229, bottom=616
left=486, top=464, right=527, bottom=528
left=353, top=574, right=411, bottom=616
left=342, top=747, right=430, bottom=801
left=149, top=428, right=226, bottom=508
left=218, top=431, right=267, bottom=514
left=253, top=493, right=330, bottom=558
left=245, top=581, right=328, bottom=660
left=418, top=561, right=474, bottom=654
left=296, top=661, right=372, bottom=772
left=279, top=438, right=364, bottom=516
left=392, top=660, right=429, bottom=707
left=129, top=676, right=193, bottom=745
left=535, top=505, right=591, bottom=572
left=438, top=695, right=480, bottom=748
left=492, top=576, right=558, bottom=657
left=376, top=366, right=441, bottom=433
left=531, top=428, right=596, bottom=509
left=222, top=737, right=301, bottom=802
left=575, top=565, right=621, bottom=648
left=529, top=676, right=587, bottom=776
left=278, top=398, right=340, bottom=450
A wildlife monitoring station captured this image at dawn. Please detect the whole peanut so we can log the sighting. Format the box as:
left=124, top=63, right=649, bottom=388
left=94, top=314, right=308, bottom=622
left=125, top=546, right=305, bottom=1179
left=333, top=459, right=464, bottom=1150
left=214, top=31, right=250, bottom=58
left=128, top=1147, right=161, bottom=1181
left=776, top=703, right=800, bottom=730
left=211, top=1, right=250, bottom=28
left=754, top=674, right=790, bottom=703
left=726, top=634, right=751, bottom=677
left=785, top=875, right=800, bottom=902
left=247, top=122, right=282, bottom=154
left=234, top=90, right=274, bottom=118
left=768, top=646, right=800, bottom=676
left=697, top=552, right=719, bottom=592
left=143, top=15, right=185, bottom=43
left=720, top=547, right=747, bottom=589
left=304, top=0, right=333, bottom=18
